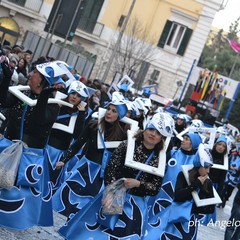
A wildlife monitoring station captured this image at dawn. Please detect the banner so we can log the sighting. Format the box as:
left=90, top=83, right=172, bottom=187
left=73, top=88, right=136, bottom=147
left=189, top=66, right=239, bottom=100
left=227, top=38, right=240, bottom=53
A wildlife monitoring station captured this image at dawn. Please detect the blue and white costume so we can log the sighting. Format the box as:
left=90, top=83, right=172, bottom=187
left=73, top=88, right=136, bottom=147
left=0, top=61, right=69, bottom=229
left=47, top=81, right=89, bottom=191
left=57, top=112, right=175, bottom=239
left=53, top=100, right=128, bottom=219
left=146, top=132, right=202, bottom=239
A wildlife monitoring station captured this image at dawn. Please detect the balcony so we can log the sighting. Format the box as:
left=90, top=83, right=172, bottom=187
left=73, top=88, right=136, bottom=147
left=7, top=0, right=42, bottom=12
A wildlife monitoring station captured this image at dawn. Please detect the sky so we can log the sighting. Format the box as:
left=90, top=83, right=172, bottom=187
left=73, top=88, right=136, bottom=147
left=212, top=0, right=240, bottom=32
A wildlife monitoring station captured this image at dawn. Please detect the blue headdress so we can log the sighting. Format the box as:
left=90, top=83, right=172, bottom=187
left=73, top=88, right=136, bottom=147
left=185, top=132, right=202, bottom=149
left=216, top=135, right=227, bottom=144
left=106, top=92, right=128, bottom=119
left=142, top=87, right=151, bottom=97
left=194, top=143, right=213, bottom=168
left=36, top=61, right=69, bottom=86
left=67, top=81, right=89, bottom=98
left=119, top=83, right=129, bottom=92
left=145, top=112, right=175, bottom=137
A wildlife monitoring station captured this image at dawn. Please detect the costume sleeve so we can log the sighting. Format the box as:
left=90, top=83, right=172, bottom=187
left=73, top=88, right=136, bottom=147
left=104, top=141, right=128, bottom=185
left=137, top=173, right=163, bottom=196
left=198, top=178, right=214, bottom=199
left=32, top=87, right=60, bottom=124
left=59, top=123, right=92, bottom=163
left=72, top=111, right=86, bottom=140
left=174, top=172, right=195, bottom=202
left=195, top=178, right=215, bottom=214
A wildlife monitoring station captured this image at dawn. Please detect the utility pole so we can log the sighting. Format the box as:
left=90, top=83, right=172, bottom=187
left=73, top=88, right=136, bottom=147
left=57, top=0, right=83, bottom=59
left=101, top=0, right=137, bottom=83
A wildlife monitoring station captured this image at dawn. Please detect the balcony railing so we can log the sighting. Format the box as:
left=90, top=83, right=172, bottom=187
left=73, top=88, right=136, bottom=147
left=7, top=0, right=43, bottom=12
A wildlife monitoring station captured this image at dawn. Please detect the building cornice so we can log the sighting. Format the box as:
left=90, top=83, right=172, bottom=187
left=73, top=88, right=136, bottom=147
left=75, top=28, right=108, bottom=48
left=0, top=0, right=46, bottom=23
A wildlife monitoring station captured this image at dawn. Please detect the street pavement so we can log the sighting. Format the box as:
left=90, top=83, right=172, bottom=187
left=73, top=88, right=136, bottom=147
left=0, top=189, right=236, bottom=240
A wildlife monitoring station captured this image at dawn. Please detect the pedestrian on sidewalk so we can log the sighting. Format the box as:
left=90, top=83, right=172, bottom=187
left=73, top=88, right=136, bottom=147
left=224, top=185, right=240, bottom=240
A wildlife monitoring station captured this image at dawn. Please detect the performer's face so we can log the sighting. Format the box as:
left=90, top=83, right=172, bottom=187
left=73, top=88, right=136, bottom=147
left=181, top=136, right=192, bottom=151
left=143, top=128, right=162, bottom=149
left=28, top=69, right=44, bottom=94
left=176, top=118, right=184, bottom=125
left=215, top=142, right=227, bottom=154
left=105, top=105, right=119, bottom=123
left=198, top=166, right=210, bottom=176
left=68, top=92, right=81, bottom=106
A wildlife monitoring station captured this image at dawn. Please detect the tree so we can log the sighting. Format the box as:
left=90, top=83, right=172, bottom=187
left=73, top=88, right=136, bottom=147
left=199, top=17, right=240, bottom=127
left=97, top=17, right=157, bottom=87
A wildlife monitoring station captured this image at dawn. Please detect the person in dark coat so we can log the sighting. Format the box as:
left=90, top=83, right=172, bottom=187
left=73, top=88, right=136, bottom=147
left=0, top=59, right=70, bottom=230
left=209, top=135, right=228, bottom=201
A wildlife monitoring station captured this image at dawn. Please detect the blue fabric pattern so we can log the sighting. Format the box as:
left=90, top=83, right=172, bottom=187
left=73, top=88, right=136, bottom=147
left=0, top=136, right=13, bottom=152
left=46, top=144, right=65, bottom=191
left=168, top=200, right=193, bottom=223
left=146, top=149, right=199, bottom=239
left=16, top=147, right=48, bottom=191
left=52, top=156, right=104, bottom=219
left=58, top=193, right=149, bottom=240
left=0, top=146, right=53, bottom=230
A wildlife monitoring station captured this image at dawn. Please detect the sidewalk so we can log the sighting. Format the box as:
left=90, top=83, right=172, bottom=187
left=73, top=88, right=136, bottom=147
left=0, top=190, right=236, bottom=240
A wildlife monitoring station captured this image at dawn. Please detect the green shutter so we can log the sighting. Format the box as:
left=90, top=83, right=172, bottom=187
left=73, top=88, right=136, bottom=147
left=157, top=20, right=172, bottom=48
left=78, top=0, right=104, bottom=33
left=177, top=28, right=193, bottom=56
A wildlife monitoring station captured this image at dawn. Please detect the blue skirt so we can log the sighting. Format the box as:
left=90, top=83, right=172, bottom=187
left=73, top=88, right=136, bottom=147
left=144, top=203, right=198, bottom=240
left=0, top=136, right=13, bottom=152
left=58, top=192, right=149, bottom=240
left=52, top=156, right=104, bottom=219
left=0, top=146, right=53, bottom=230
left=46, top=144, right=66, bottom=191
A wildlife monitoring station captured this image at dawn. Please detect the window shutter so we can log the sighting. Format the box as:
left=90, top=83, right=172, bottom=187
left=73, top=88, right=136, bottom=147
left=157, top=20, right=172, bottom=48
left=78, top=0, right=104, bottom=33
left=177, top=28, right=193, bottom=56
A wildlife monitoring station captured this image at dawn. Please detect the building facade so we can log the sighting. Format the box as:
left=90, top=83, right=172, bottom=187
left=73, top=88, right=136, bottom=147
left=0, top=0, right=224, bottom=99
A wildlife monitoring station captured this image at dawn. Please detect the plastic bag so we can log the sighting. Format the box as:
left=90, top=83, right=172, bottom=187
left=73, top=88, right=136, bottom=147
left=0, top=141, right=23, bottom=189
left=102, top=178, right=127, bottom=215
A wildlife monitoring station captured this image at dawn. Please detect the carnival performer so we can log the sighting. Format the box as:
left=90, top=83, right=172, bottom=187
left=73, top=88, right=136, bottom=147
left=57, top=112, right=175, bottom=240
left=52, top=97, right=129, bottom=219
left=209, top=135, right=228, bottom=201
left=145, top=143, right=215, bottom=240
left=172, top=114, right=187, bottom=149
left=224, top=183, right=240, bottom=240
left=0, top=58, right=70, bottom=230
left=46, top=80, right=89, bottom=192
left=168, top=144, right=215, bottom=240
left=221, top=142, right=240, bottom=208
left=131, top=97, right=152, bottom=130
left=197, top=135, right=228, bottom=225
left=146, top=131, right=202, bottom=239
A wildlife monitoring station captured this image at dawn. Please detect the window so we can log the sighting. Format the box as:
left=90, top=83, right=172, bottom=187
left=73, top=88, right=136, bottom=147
left=7, top=0, right=42, bottom=12
left=8, top=0, right=26, bottom=6
left=77, top=0, right=104, bottom=34
left=158, top=20, right=192, bottom=56
left=150, top=70, right=160, bottom=82
left=166, top=23, right=185, bottom=49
